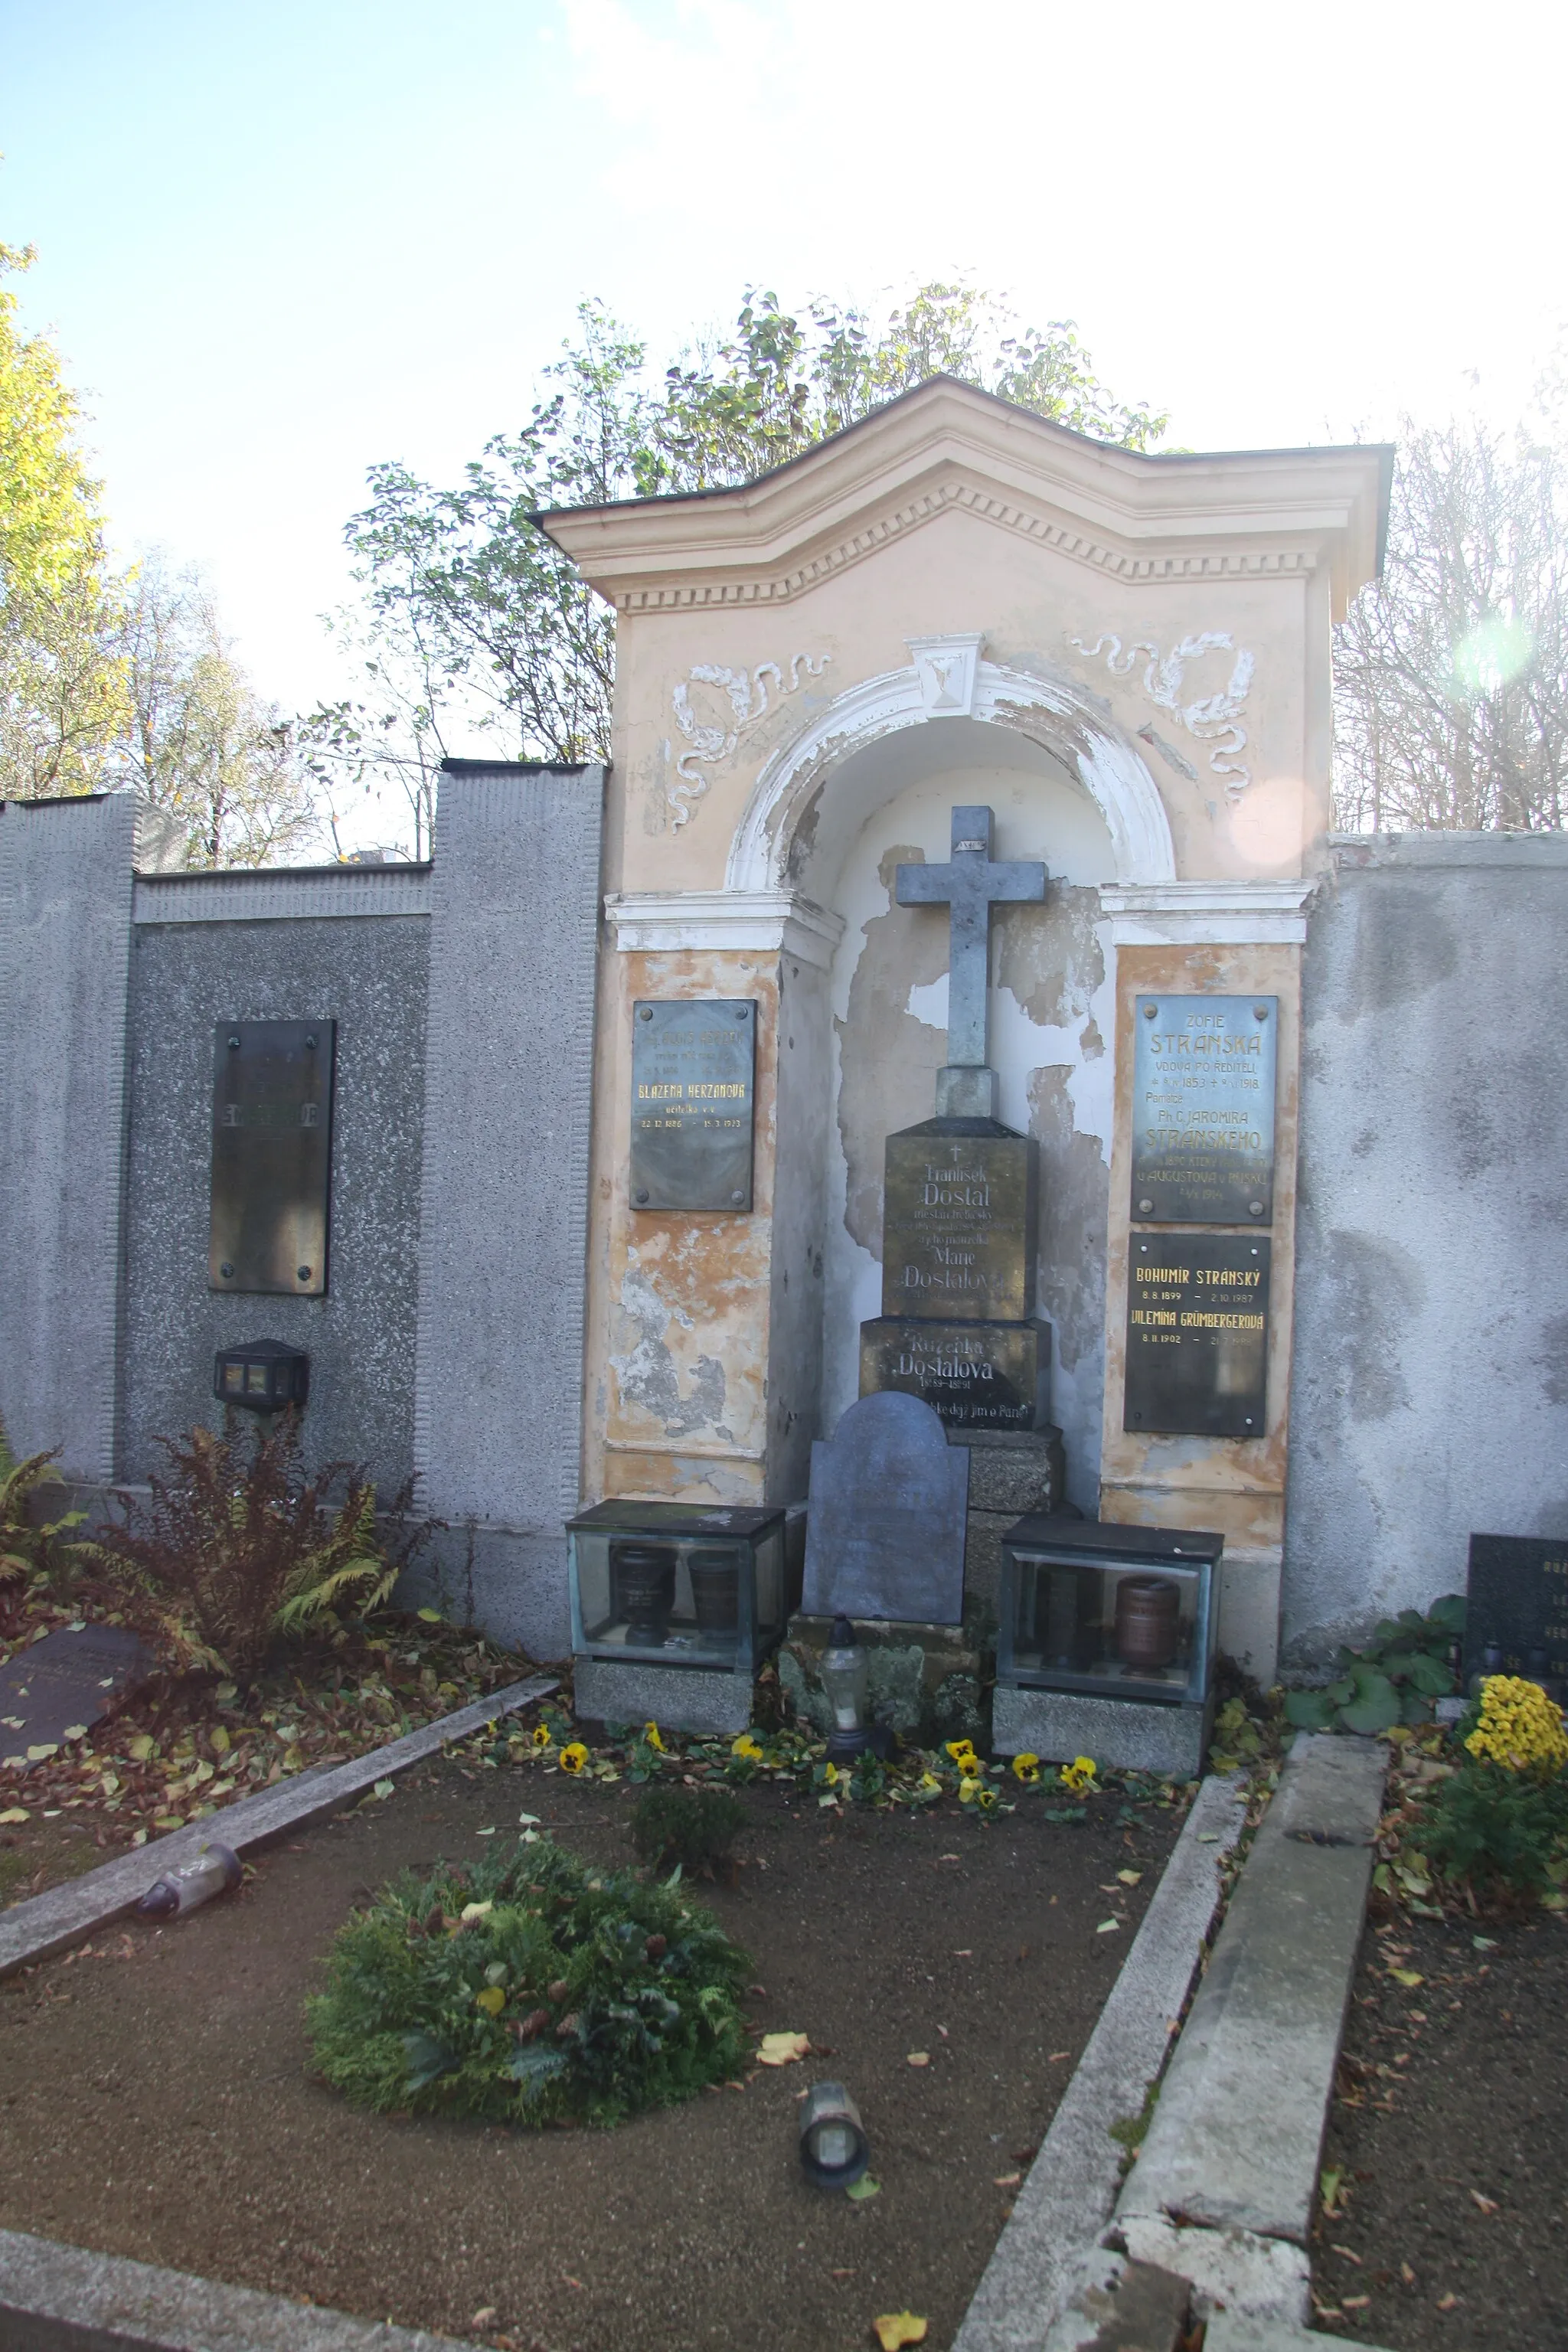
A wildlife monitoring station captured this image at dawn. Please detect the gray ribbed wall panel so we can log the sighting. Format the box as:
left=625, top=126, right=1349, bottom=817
left=412, top=766, right=604, bottom=1658
left=0, top=795, right=136, bottom=1477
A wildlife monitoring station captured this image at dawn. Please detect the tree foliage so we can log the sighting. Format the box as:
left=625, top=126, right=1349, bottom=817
left=111, top=555, right=318, bottom=867
left=308, top=284, right=1168, bottom=823
left=1334, top=417, right=1568, bottom=831
left=0, top=239, right=129, bottom=797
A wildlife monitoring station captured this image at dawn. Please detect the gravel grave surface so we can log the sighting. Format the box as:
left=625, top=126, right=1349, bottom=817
left=1315, top=1906, right=1568, bottom=2348
left=0, top=1750, right=1182, bottom=2352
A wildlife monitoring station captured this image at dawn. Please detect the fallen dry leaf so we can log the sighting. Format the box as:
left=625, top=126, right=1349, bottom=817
left=1436, top=2292, right=1459, bottom=2311
left=1047, top=2050, right=1070, bottom=2063
left=470, top=2309, right=498, bottom=2328
left=905, top=2050, right=930, bottom=2067
left=1470, top=2190, right=1498, bottom=2216
left=1387, top=1967, right=1423, bottom=1988
left=0, top=1805, right=28, bottom=1824
left=1400, top=2262, right=1416, bottom=2285
left=756, top=2031, right=811, bottom=2066
left=992, top=2171, right=1021, bottom=2188
left=1116, top=1868, right=1142, bottom=1886
left=873, top=2314, right=927, bottom=2350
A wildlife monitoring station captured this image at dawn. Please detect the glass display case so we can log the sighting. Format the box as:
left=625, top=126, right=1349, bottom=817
left=567, top=1500, right=788, bottom=1674
left=995, top=1516, right=1222, bottom=1707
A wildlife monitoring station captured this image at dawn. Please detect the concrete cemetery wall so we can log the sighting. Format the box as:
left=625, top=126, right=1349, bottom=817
left=125, top=887, right=431, bottom=1496
left=1285, top=833, right=1568, bottom=1666
left=0, top=795, right=138, bottom=1481
left=2, top=771, right=604, bottom=1667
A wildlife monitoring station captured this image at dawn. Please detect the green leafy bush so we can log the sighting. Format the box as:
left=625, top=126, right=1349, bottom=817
left=629, top=1784, right=748, bottom=1874
left=306, top=1835, right=750, bottom=2125
left=1421, top=1761, right=1568, bottom=1898
left=1283, top=1597, right=1465, bottom=1735
left=92, top=1414, right=415, bottom=1677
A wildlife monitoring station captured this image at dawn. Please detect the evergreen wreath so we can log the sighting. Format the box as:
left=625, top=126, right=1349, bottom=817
left=306, top=1834, right=750, bottom=2126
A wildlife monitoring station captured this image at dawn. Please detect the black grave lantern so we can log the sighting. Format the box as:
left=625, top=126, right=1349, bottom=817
left=213, top=1338, right=310, bottom=1413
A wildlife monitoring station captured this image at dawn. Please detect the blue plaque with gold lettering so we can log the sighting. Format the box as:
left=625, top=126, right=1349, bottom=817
left=630, top=999, right=756, bottom=1213
left=1132, top=995, right=1277, bottom=1226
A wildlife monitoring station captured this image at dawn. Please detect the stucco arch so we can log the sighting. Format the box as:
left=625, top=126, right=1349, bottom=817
left=725, top=652, right=1177, bottom=897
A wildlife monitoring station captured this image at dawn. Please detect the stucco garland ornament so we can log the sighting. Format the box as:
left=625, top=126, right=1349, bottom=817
left=1068, top=632, right=1254, bottom=800
left=668, top=652, right=831, bottom=828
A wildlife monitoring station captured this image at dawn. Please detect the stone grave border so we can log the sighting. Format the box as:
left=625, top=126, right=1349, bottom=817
left=0, top=1674, right=558, bottom=1979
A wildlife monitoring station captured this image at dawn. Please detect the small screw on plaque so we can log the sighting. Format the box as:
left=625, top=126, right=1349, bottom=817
left=634, top=1187, right=649, bottom=1204
left=1138, top=1198, right=1155, bottom=1215
left=730, top=1189, right=745, bottom=1205
left=296, top=1266, right=312, bottom=1282
left=1142, top=1003, right=1158, bottom=1020
left=1249, top=1200, right=1265, bottom=1216
left=305, top=1032, right=318, bottom=1048
left=737, top=1005, right=750, bottom=1020
left=220, top=1262, right=234, bottom=1279
left=227, top=1034, right=240, bottom=1050
left=638, top=1006, right=652, bottom=1021
left=1253, top=1004, right=1269, bottom=1021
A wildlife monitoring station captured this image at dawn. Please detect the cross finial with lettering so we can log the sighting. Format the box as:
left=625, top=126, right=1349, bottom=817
left=895, top=807, right=1047, bottom=1070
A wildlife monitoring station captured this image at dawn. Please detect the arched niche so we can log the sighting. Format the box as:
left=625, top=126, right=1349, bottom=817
left=727, top=652, right=1176, bottom=902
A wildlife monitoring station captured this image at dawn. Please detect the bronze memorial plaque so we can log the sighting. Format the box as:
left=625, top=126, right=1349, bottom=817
left=630, top=999, right=756, bottom=1213
left=1131, top=995, right=1277, bottom=1225
left=210, top=1020, right=336, bottom=1296
left=881, top=1131, right=1036, bottom=1322
left=1123, top=1233, right=1269, bottom=1439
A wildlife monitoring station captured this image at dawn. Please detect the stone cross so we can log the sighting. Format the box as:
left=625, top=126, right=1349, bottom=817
left=896, top=806, right=1047, bottom=1067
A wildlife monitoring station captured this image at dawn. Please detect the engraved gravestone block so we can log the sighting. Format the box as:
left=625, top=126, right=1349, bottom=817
left=859, top=1316, right=1049, bottom=1432
left=881, top=1130, right=1036, bottom=1321
left=1463, top=1534, right=1568, bottom=1693
left=630, top=999, right=756, bottom=1212
left=1123, top=1233, right=1270, bottom=1439
left=802, top=1393, right=969, bottom=1625
left=210, top=1020, right=336, bottom=1295
left=1132, top=995, right=1277, bottom=1225
left=0, top=1624, right=154, bottom=1769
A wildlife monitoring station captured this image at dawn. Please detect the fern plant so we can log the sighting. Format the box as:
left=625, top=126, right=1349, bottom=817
left=0, top=1414, right=87, bottom=1589
left=93, top=1413, right=409, bottom=1677
left=305, top=1834, right=750, bottom=2126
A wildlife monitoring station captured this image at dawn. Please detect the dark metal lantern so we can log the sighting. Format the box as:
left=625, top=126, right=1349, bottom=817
left=213, top=1339, right=309, bottom=1413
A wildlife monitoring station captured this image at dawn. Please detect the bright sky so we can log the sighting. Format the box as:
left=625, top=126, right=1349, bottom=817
left=5, top=0, right=1566, bottom=740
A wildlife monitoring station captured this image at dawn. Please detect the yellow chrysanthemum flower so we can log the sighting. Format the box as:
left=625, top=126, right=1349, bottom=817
left=558, top=1742, right=589, bottom=1775
left=1465, top=1676, right=1568, bottom=1775
left=1011, top=1753, right=1042, bottom=1784
left=643, top=1721, right=665, bottom=1752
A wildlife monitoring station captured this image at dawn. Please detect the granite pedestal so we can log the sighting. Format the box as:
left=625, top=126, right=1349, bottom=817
left=573, top=1656, right=755, bottom=1739
left=992, top=1684, right=1216, bottom=1777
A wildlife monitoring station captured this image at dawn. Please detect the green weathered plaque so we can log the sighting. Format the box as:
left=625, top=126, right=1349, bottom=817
left=1131, top=995, right=1277, bottom=1225
left=880, top=1129, right=1036, bottom=1322
left=1123, top=1233, right=1269, bottom=1439
left=209, top=1020, right=336, bottom=1295
left=630, top=999, right=756, bottom=1213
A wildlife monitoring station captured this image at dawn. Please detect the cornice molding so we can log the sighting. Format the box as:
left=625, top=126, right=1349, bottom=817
left=539, top=380, right=1390, bottom=623
left=604, top=889, right=846, bottom=972
left=1099, top=878, right=1318, bottom=946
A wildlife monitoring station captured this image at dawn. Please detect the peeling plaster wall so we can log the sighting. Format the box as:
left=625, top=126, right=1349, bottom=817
left=822, top=754, right=1117, bottom=1506
left=1284, top=835, right=1568, bottom=1667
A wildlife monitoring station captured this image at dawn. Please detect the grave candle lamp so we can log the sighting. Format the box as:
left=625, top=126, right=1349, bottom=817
left=567, top=1501, right=787, bottom=1674
left=799, top=2080, right=871, bottom=2190
left=212, top=1338, right=310, bottom=1413
left=994, top=1517, right=1223, bottom=1776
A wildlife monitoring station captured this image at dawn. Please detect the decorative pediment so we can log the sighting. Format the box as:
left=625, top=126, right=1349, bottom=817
left=537, top=378, right=1390, bottom=623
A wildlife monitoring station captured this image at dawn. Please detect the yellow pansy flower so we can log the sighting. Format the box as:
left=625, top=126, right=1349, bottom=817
left=1060, top=1755, right=1098, bottom=1792
left=530, top=1723, right=552, bottom=1749
left=1011, top=1753, right=1043, bottom=1784
left=643, top=1721, right=665, bottom=1752
left=732, top=1733, right=765, bottom=1761
left=958, top=1775, right=984, bottom=1804
left=558, top=1742, right=589, bottom=1774
left=975, top=1787, right=998, bottom=1811
left=945, top=1738, right=978, bottom=1769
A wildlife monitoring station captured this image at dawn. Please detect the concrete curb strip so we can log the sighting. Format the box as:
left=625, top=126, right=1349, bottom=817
left=952, top=1772, right=1249, bottom=2352
left=1116, top=1733, right=1387, bottom=2256
left=0, top=2227, right=471, bottom=2351
left=0, top=1674, right=557, bottom=1979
